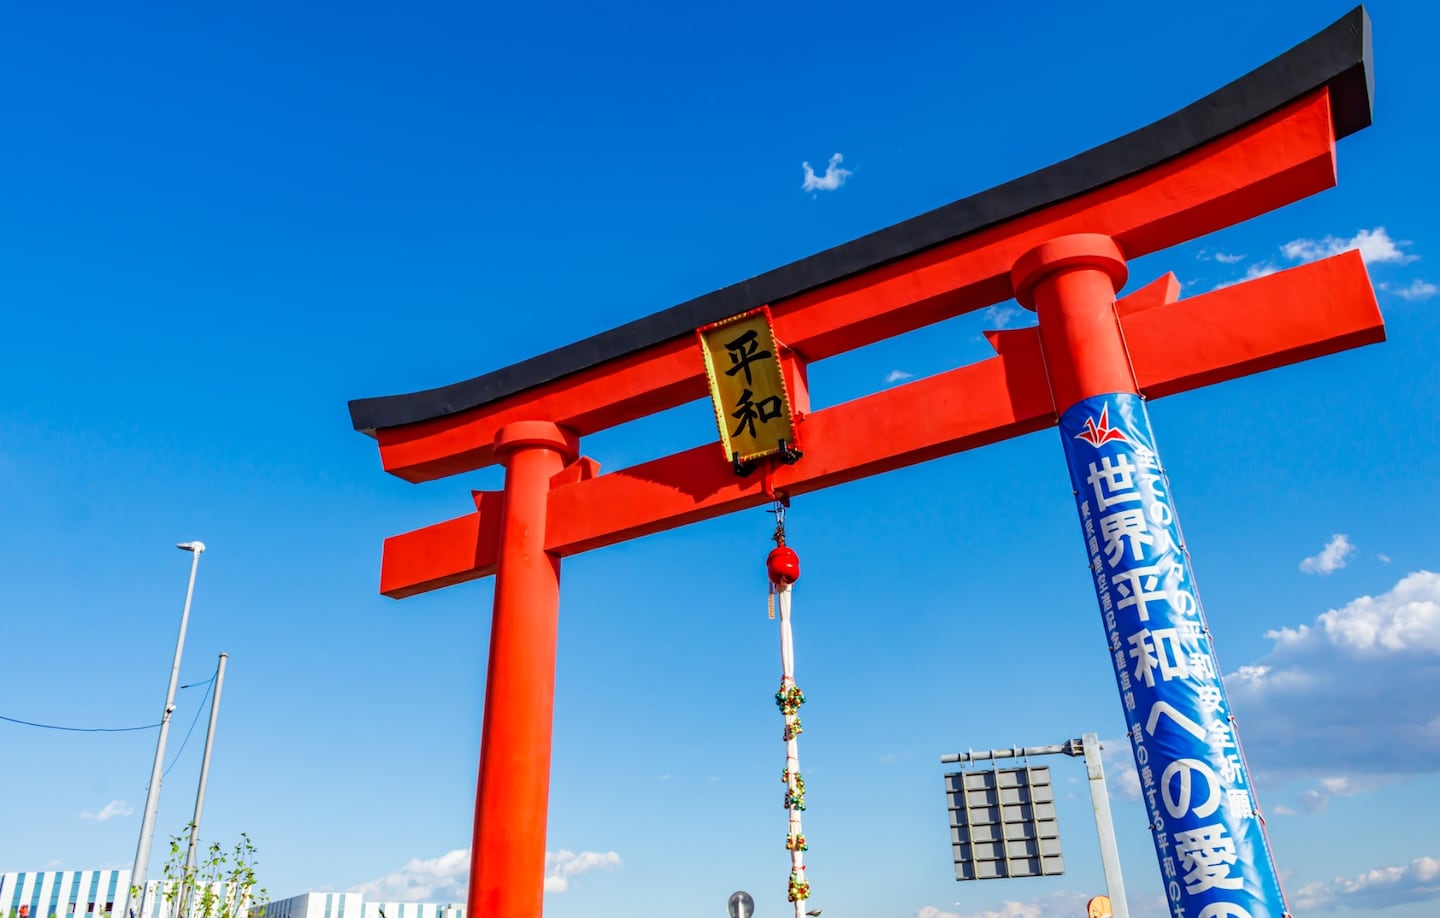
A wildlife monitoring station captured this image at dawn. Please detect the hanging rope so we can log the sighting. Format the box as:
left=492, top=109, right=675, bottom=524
left=766, top=504, right=810, bottom=916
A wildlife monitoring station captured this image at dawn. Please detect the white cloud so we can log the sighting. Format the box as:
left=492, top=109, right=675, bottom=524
left=1224, top=571, right=1440, bottom=790
left=1092, top=575, right=1440, bottom=809
left=542, top=850, right=621, bottom=893
left=801, top=153, right=851, bottom=192
left=1381, top=278, right=1439, bottom=301
left=983, top=304, right=1024, bottom=328
left=1197, top=249, right=1246, bottom=264
left=1291, top=855, right=1440, bottom=912
left=1379, top=553, right=1393, bottom=564
left=1101, top=736, right=1140, bottom=802
left=1307, top=570, right=1440, bottom=653
left=354, top=847, right=620, bottom=901
left=353, top=848, right=470, bottom=902
left=1212, top=260, right=1280, bottom=290
left=1300, top=534, right=1355, bottom=574
left=1295, top=774, right=1390, bottom=813
left=920, top=892, right=1094, bottom=918
left=80, top=800, right=134, bottom=822
left=885, top=369, right=914, bottom=384
left=1281, top=226, right=1417, bottom=266
left=1213, top=228, right=1422, bottom=293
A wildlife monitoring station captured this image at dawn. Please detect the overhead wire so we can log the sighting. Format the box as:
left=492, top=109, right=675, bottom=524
left=163, top=673, right=216, bottom=777
left=0, top=713, right=159, bottom=733
left=0, top=670, right=217, bottom=736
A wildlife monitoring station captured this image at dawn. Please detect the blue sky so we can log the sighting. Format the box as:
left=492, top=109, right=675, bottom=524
left=3, top=1, right=1439, bottom=916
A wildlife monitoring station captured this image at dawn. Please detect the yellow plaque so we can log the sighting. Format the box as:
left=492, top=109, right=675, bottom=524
left=697, top=307, right=796, bottom=466
left=1086, top=896, right=1112, bottom=918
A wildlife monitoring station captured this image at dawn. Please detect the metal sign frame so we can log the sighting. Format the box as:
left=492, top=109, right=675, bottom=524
left=946, top=763, right=1063, bottom=880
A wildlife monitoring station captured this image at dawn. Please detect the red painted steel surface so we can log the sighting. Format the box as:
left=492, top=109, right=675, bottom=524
left=380, top=250, right=1380, bottom=598
left=468, top=423, right=577, bottom=918
left=1012, top=233, right=1134, bottom=413
left=376, top=92, right=1338, bottom=481
left=365, top=64, right=1381, bottom=918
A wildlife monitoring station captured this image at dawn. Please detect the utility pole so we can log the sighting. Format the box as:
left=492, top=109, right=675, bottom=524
left=126, top=541, right=206, bottom=918
left=1074, top=733, right=1129, bottom=918
left=181, top=652, right=228, bottom=918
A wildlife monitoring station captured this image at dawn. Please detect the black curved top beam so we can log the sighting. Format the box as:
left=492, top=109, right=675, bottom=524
left=349, top=6, right=1372, bottom=436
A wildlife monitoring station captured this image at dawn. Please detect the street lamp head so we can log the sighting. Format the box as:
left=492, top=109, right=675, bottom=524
left=176, top=541, right=206, bottom=553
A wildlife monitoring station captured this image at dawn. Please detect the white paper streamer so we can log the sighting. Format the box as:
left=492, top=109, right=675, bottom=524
left=777, top=583, right=808, bottom=917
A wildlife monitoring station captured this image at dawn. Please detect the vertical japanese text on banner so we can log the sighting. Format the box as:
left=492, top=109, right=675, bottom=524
left=1060, top=393, right=1286, bottom=918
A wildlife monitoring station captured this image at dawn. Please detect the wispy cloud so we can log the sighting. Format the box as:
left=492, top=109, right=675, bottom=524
left=1212, top=260, right=1281, bottom=290
left=353, top=848, right=470, bottom=902
left=983, top=304, right=1024, bottom=328
left=543, top=850, right=621, bottom=893
left=1380, top=279, right=1438, bottom=301
left=354, top=847, right=621, bottom=900
left=801, top=153, right=851, bottom=192
left=1291, top=855, right=1440, bottom=912
left=1197, top=249, right=1246, bottom=264
left=884, top=369, right=913, bottom=384
left=1101, top=736, right=1141, bottom=802
left=918, top=892, right=1094, bottom=918
left=1214, top=227, right=1420, bottom=291
left=1281, top=227, right=1417, bottom=266
left=80, top=800, right=134, bottom=822
left=1300, top=534, right=1355, bottom=574
left=1296, top=775, right=1385, bottom=813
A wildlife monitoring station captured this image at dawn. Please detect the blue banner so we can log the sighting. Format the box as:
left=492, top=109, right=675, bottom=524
left=1059, top=393, right=1286, bottom=918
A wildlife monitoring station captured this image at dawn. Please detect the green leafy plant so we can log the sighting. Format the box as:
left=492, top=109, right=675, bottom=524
left=136, top=828, right=268, bottom=918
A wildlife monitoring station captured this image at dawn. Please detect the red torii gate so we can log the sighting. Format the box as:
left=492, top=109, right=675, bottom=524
left=350, top=9, right=1378, bottom=918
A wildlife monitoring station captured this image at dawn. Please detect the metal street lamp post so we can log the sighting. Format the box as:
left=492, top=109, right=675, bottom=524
left=124, top=541, right=206, bottom=918
left=180, top=651, right=228, bottom=918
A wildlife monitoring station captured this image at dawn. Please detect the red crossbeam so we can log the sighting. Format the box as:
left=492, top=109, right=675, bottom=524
left=376, top=91, right=1339, bottom=482
left=380, top=251, right=1381, bottom=597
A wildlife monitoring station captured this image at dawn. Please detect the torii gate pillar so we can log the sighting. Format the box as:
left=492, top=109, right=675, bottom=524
left=471, top=421, right=579, bottom=918
left=1016, top=236, right=1289, bottom=916
left=1012, top=234, right=1134, bottom=408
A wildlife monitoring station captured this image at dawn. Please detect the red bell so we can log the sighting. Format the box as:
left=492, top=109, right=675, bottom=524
left=767, top=545, right=801, bottom=585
